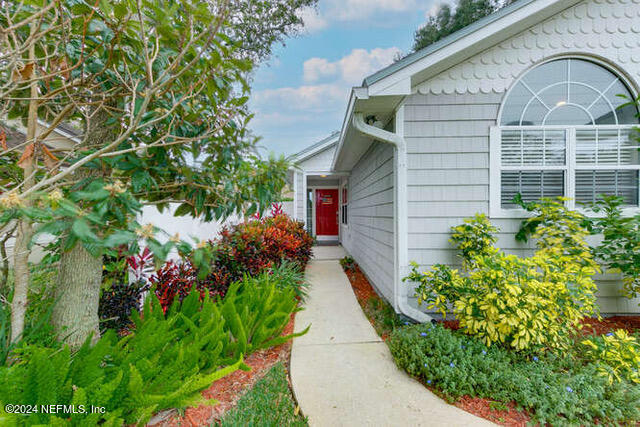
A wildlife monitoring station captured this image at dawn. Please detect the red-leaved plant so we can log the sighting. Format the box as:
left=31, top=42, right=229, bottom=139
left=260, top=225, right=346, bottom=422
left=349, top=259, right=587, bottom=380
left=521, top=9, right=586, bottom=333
left=149, top=211, right=313, bottom=312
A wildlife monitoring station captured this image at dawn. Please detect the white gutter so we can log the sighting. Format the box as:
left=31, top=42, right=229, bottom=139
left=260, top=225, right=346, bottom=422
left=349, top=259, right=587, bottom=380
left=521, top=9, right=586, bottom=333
left=352, top=112, right=433, bottom=323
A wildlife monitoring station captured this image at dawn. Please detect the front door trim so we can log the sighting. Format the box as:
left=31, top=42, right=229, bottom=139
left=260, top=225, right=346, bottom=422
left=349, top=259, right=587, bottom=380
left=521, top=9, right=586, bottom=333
left=308, top=185, right=339, bottom=240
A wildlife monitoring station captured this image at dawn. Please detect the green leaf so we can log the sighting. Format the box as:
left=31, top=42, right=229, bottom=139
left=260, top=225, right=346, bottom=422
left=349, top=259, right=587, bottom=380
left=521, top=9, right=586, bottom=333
left=33, top=220, right=70, bottom=238
left=71, top=219, right=98, bottom=242
left=146, top=239, right=168, bottom=261
left=71, top=189, right=110, bottom=202
left=174, top=204, right=193, bottom=217
left=103, top=230, right=137, bottom=248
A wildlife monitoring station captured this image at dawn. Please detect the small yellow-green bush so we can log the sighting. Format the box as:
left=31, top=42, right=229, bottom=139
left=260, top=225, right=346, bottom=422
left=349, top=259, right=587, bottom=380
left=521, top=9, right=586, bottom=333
left=450, top=213, right=498, bottom=264
left=405, top=199, right=600, bottom=352
left=582, top=329, right=640, bottom=384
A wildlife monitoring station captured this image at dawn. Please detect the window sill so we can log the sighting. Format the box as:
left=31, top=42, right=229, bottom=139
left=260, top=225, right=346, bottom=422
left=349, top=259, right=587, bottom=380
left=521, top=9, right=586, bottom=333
left=490, top=206, right=640, bottom=219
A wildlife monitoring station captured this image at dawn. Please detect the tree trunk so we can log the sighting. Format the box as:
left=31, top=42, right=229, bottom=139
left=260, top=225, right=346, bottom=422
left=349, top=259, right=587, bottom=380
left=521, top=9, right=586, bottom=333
left=10, top=220, right=33, bottom=342
left=52, top=240, right=103, bottom=347
left=52, top=106, right=114, bottom=348
left=10, top=23, right=38, bottom=343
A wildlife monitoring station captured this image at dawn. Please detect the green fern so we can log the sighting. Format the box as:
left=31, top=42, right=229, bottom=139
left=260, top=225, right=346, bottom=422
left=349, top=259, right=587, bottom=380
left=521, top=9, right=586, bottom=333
left=0, top=263, right=309, bottom=426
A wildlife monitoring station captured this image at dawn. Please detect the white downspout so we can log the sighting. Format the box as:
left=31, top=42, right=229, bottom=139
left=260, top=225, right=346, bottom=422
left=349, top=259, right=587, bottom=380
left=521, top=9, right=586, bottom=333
left=352, top=112, right=433, bottom=323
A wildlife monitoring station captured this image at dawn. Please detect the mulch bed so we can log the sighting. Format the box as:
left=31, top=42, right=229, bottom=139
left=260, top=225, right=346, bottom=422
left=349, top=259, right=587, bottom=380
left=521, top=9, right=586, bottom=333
left=454, top=396, right=531, bottom=426
left=151, top=313, right=297, bottom=426
left=344, top=266, right=378, bottom=305
left=580, top=315, right=640, bottom=336
left=439, top=317, right=640, bottom=336
left=341, top=262, right=532, bottom=426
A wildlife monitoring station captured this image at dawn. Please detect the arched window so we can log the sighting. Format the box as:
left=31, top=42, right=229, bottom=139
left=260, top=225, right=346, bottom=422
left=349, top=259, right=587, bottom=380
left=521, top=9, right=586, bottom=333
left=491, top=58, right=640, bottom=215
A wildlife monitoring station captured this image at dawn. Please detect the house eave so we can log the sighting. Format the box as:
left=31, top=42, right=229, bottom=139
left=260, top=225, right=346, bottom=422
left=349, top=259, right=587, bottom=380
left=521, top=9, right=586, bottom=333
left=331, top=88, right=405, bottom=172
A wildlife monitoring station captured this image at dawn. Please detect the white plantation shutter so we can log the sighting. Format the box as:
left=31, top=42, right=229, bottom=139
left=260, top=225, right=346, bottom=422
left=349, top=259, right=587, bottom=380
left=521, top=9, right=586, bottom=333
left=498, top=129, right=568, bottom=208
left=501, top=129, right=566, bottom=166
left=494, top=126, right=640, bottom=212
left=575, top=170, right=639, bottom=205
left=574, top=128, right=640, bottom=205
left=501, top=171, right=565, bottom=208
left=575, top=129, right=640, bottom=166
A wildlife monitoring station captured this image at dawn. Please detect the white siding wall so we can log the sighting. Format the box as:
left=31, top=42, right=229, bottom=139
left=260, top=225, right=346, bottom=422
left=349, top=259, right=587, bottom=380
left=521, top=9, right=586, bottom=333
left=342, top=141, right=395, bottom=303
left=297, top=145, right=336, bottom=171
left=403, top=91, right=640, bottom=314
left=294, top=171, right=305, bottom=222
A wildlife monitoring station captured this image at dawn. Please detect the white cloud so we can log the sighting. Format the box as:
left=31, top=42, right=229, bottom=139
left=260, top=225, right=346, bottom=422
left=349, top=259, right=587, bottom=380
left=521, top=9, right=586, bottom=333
left=313, top=0, right=426, bottom=22
left=297, top=7, right=329, bottom=33
left=302, top=58, right=338, bottom=83
left=253, top=84, right=347, bottom=113
left=250, top=46, right=403, bottom=155
left=296, top=0, right=440, bottom=29
left=303, top=47, right=401, bottom=85
left=335, top=0, right=419, bottom=20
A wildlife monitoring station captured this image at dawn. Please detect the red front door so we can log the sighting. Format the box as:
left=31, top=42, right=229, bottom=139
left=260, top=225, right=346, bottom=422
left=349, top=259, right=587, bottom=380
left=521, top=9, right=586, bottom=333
left=315, top=189, right=339, bottom=236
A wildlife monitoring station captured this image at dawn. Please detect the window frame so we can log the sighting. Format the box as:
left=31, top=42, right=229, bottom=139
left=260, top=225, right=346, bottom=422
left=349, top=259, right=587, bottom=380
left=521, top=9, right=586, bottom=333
left=490, top=124, right=640, bottom=218
left=340, top=180, right=348, bottom=226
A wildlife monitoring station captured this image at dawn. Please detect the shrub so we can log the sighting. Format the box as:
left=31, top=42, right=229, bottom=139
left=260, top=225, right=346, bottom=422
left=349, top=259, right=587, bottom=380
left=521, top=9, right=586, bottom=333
left=450, top=213, right=498, bottom=264
left=214, top=213, right=313, bottom=285
left=517, top=197, right=598, bottom=269
left=581, top=329, right=640, bottom=384
left=267, top=260, right=310, bottom=302
left=98, top=279, right=150, bottom=332
left=150, top=260, right=201, bottom=312
left=339, top=256, right=355, bottom=272
left=99, top=248, right=156, bottom=331
left=148, top=212, right=313, bottom=312
left=218, top=270, right=309, bottom=355
left=406, top=202, right=599, bottom=351
left=588, top=195, right=640, bottom=301
left=388, top=324, right=640, bottom=424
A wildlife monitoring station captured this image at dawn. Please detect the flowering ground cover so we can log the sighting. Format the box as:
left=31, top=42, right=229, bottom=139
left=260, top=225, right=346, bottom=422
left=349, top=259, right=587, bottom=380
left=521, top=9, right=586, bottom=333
left=340, top=256, right=640, bottom=426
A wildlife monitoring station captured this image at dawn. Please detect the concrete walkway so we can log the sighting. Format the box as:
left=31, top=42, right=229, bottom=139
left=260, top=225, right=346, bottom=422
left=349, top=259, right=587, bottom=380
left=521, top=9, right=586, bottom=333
left=290, top=248, right=494, bottom=427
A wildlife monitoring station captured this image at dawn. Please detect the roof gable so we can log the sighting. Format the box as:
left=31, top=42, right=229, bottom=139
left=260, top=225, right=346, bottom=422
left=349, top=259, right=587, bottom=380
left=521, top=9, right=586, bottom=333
left=291, top=131, right=340, bottom=163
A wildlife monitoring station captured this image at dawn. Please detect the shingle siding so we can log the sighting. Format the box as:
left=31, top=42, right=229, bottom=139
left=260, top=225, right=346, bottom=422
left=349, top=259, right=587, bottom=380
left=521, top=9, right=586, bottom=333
left=297, top=145, right=336, bottom=171
left=402, top=91, right=640, bottom=314
left=342, top=141, right=395, bottom=303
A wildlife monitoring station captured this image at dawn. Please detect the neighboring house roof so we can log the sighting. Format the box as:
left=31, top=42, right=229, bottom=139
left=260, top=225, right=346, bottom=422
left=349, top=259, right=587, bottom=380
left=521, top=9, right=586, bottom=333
left=332, top=0, right=584, bottom=170
left=291, top=130, right=340, bottom=164
left=2, top=125, right=27, bottom=150
left=2, top=118, right=81, bottom=151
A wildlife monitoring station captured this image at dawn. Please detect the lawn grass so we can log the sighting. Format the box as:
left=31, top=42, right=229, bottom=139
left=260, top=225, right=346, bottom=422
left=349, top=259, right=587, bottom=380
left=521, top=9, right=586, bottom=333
left=220, top=362, right=307, bottom=427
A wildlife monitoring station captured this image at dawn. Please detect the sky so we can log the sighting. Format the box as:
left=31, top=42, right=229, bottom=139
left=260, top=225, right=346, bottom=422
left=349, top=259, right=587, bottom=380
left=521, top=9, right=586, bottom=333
left=248, top=0, right=450, bottom=157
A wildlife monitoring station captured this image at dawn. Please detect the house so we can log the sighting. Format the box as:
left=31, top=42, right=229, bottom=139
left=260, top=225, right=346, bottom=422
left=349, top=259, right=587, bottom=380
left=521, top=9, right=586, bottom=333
left=291, top=0, right=640, bottom=320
